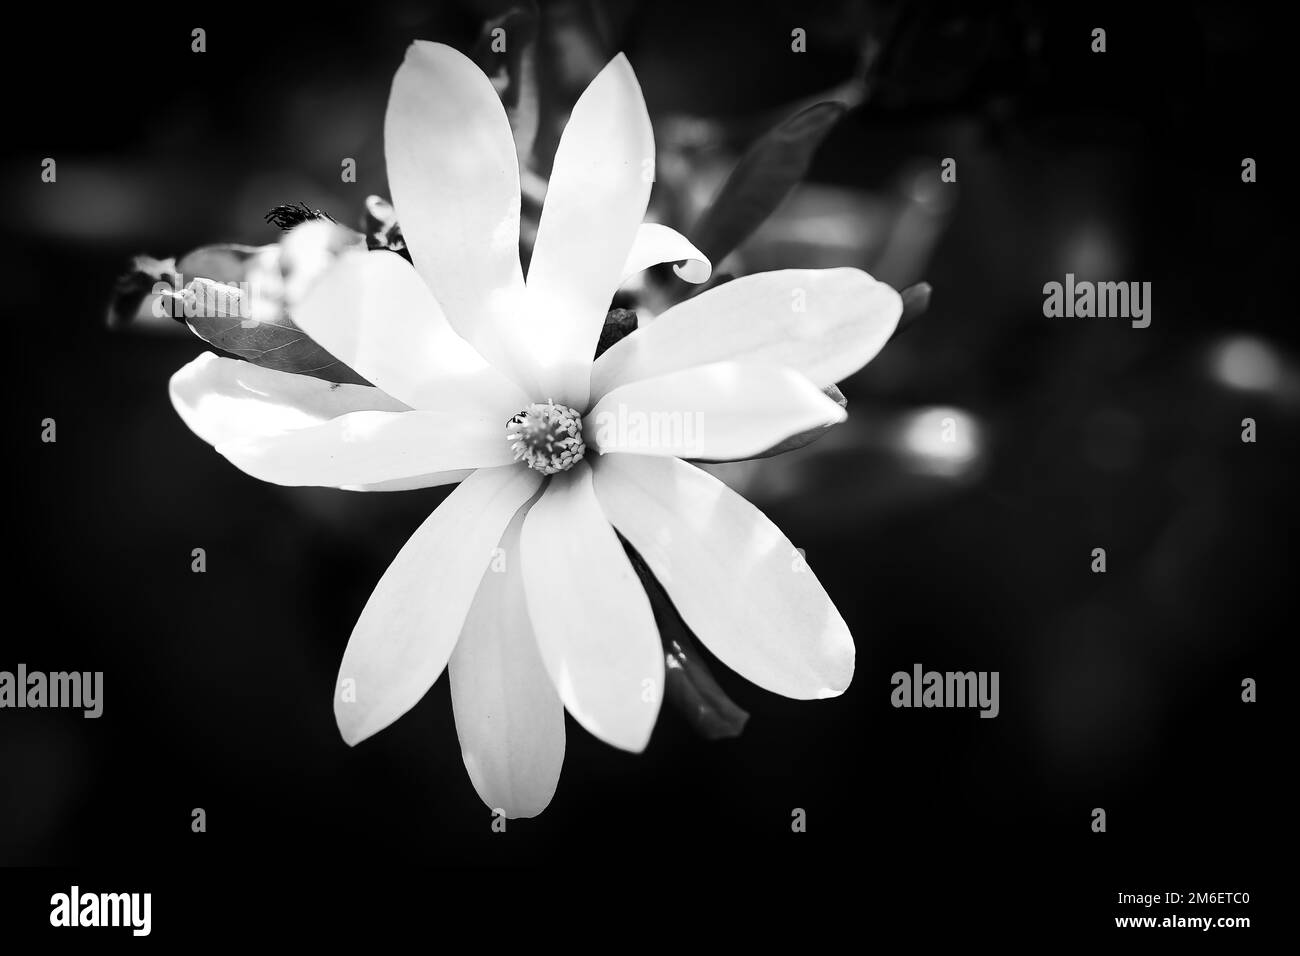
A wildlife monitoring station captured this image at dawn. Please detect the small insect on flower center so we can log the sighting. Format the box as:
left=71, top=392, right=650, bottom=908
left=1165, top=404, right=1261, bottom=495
left=506, top=402, right=586, bottom=475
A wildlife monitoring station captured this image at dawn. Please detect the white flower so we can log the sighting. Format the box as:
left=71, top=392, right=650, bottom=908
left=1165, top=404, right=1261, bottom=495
left=169, top=42, right=902, bottom=818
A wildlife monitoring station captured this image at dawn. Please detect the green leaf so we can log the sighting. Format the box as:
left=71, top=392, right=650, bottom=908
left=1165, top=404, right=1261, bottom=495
left=690, top=101, right=849, bottom=266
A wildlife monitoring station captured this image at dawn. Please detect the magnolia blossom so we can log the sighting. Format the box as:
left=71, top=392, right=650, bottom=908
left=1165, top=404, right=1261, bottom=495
left=170, top=42, right=902, bottom=817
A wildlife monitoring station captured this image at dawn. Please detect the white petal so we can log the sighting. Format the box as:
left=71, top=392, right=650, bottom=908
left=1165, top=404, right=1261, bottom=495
left=385, top=41, right=527, bottom=362
left=524, top=54, right=654, bottom=409
left=217, top=409, right=514, bottom=488
left=450, top=510, right=565, bottom=819
left=586, top=361, right=847, bottom=461
left=590, top=267, right=901, bottom=400
left=520, top=462, right=663, bottom=752
left=334, top=465, right=543, bottom=745
left=170, top=351, right=407, bottom=447
left=620, top=222, right=711, bottom=285
left=592, top=454, right=854, bottom=698
left=278, top=219, right=369, bottom=306
left=293, top=249, right=527, bottom=417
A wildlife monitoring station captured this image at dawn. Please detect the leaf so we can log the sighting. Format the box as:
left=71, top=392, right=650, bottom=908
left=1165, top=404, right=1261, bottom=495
left=689, top=101, right=849, bottom=266
left=176, top=224, right=371, bottom=386
left=622, top=538, right=750, bottom=741
left=178, top=278, right=369, bottom=385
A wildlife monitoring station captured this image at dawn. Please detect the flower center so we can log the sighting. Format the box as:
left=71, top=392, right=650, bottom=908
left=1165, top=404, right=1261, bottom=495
left=506, top=402, right=586, bottom=475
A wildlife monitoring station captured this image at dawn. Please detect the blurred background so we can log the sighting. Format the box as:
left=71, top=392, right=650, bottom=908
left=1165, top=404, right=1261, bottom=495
left=0, top=0, right=1287, bottom=907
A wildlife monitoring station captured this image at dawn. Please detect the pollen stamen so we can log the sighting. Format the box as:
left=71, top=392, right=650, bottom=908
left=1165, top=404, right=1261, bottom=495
left=506, top=401, right=586, bottom=475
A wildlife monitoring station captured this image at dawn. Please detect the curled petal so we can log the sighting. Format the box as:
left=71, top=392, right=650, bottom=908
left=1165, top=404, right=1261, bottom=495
left=620, top=222, right=711, bottom=285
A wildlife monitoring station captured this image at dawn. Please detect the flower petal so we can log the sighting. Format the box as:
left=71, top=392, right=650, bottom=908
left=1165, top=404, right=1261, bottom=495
left=450, top=510, right=565, bottom=819
left=586, top=361, right=847, bottom=461
left=170, top=352, right=407, bottom=447
left=520, top=462, right=663, bottom=752
left=620, top=222, right=711, bottom=285
left=590, top=267, right=901, bottom=400
left=293, top=249, right=527, bottom=417
left=385, top=41, right=527, bottom=357
left=217, top=409, right=514, bottom=488
left=592, top=454, right=854, bottom=699
left=524, top=53, right=654, bottom=409
left=334, top=465, right=543, bottom=746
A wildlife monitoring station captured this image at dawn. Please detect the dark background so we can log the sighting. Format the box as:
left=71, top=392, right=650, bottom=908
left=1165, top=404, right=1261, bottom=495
left=0, top=0, right=1286, bottom=929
